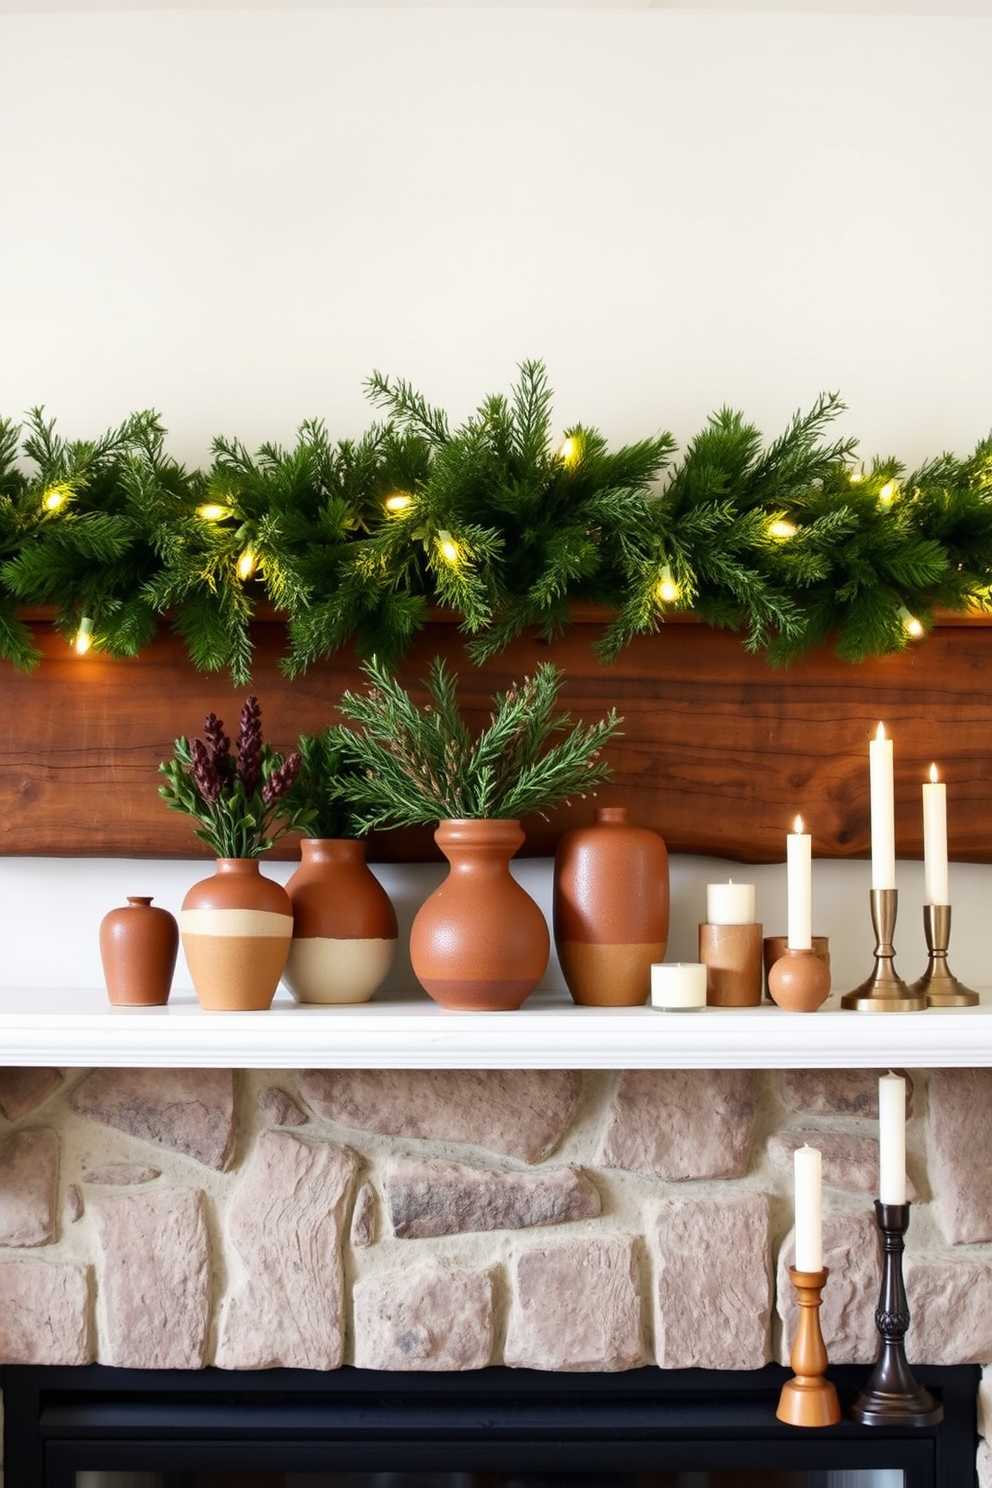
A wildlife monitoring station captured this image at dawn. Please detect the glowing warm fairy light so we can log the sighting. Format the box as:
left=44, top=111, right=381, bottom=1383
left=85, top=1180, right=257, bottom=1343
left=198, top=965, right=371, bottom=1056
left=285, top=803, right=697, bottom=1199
left=878, top=480, right=897, bottom=505
left=384, top=492, right=413, bottom=514
left=236, top=549, right=256, bottom=581
left=42, top=485, right=69, bottom=512
left=768, top=519, right=798, bottom=540
left=73, top=616, right=94, bottom=655
left=900, top=606, right=924, bottom=639
left=437, top=530, right=460, bottom=565
left=848, top=467, right=864, bottom=484
left=557, top=436, right=579, bottom=466
left=196, top=503, right=229, bottom=522
left=656, top=565, right=679, bottom=604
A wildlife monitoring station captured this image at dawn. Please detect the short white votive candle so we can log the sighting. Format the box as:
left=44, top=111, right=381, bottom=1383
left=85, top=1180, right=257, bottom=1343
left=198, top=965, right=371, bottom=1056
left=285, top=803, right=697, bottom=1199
left=651, top=962, right=707, bottom=1010
left=706, top=881, right=756, bottom=925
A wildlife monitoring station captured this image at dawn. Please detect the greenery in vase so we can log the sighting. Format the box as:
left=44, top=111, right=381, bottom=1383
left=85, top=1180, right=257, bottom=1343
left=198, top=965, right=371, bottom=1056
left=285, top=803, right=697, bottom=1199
left=283, top=728, right=365, bottom=840
left=158, top=696, right=314, bottom=857
left=333, top=655, right=622, bottom=831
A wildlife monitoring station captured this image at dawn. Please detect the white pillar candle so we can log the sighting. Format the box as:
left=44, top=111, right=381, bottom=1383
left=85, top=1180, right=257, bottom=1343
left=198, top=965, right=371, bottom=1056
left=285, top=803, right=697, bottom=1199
left=794, top=1144, right=823, bottom=1272
left=786, top=815, right=812, bottom=951
left=706, top=881, right=756, bottom=925
left=922, top=764, right=949, bottom=906
left=869, top=722, right=896, bottom=890
left=650, top=962, right=707, bottom=1010
left=878, top=1071, right=907, bottom=1205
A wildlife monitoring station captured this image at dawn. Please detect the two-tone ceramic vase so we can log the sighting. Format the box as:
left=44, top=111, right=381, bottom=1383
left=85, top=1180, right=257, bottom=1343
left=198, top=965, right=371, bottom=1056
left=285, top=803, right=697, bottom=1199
left=409, top=818, right=550, bottom=1012
left=283, top=838, right=398, bottom=1004
left=553, top=805, right=669, bottom=1006
left=180, top=858, right=293, bottom=1011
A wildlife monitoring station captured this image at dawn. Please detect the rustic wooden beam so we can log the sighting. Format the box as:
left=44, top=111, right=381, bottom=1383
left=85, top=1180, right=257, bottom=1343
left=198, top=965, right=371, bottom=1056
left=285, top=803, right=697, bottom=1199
left=1, top=616, right=988, bottom=863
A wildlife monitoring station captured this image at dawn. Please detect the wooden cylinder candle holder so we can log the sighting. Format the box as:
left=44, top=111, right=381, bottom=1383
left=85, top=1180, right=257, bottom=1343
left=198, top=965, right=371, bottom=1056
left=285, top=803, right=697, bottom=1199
left=699, top=921, right=763, bottom=1006
left=776, top=1266, right=841, bottom=1428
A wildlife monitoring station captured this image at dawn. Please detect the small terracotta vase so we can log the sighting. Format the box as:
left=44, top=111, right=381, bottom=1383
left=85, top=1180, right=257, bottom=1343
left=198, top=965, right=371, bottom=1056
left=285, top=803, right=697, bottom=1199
left=768, top=946, right=832, bottom=1012
left=409, top=818, right=550, bottom=1011
left=283, top=839, right=398, bottom=1004
left=180, top=858, right=293, bottom=1011
left=553, top=805, right=669, bottom=1006
left=99, top=896, right=179, bottom=1006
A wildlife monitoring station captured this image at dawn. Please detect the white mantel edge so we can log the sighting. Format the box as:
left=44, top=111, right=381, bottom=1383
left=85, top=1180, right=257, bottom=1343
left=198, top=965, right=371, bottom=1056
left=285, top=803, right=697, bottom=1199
left=2, top=987, right=991, bottom=1069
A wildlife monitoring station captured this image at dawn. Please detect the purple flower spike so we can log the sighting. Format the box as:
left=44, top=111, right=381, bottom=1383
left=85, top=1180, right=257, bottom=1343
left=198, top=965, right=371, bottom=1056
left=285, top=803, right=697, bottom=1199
left=202, top=712, right=234, bottom=781
left=236, top=695, right=263, bottom=791
left=190, top=737, right=223, bottom=803
left=262, top=749, right=301, bottom=807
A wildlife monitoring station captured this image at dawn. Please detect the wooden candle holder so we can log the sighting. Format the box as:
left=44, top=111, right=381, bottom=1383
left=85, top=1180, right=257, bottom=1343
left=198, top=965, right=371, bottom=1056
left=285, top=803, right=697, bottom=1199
left=776, top=1266, right=841, bottom=1428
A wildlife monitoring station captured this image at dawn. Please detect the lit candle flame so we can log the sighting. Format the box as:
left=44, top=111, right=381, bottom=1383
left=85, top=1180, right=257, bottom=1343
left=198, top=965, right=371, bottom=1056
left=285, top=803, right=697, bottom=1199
left=929, top=762, right=939, bottom=785
left=876, top=722, right=887, bottom=741
left=793, top=814, right=804, bottom=834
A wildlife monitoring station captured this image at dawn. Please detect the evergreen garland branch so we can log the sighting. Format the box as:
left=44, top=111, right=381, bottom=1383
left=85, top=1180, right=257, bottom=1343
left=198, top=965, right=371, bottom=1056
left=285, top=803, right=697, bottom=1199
left=1, top=367, right=991, bottom=677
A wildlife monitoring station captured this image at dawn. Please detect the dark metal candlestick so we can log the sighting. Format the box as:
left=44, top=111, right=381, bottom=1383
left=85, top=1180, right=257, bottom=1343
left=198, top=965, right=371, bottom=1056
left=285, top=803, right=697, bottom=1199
left=848, top=1201, right=943, bottom=1426
left=842, top=888, right=928, bottom=1012
left=910, top=904, right=979, bottom=1007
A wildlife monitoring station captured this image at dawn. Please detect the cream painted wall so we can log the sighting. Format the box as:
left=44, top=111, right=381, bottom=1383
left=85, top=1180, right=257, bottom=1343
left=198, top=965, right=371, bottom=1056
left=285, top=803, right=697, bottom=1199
left=1, top=6, right=990, bottom=994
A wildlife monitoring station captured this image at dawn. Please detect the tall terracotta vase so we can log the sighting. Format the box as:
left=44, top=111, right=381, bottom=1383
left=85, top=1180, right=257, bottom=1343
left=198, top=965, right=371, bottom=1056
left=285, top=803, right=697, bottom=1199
left=99, top=895, right=179, bottom=1007
left=409, top=818, right=550, bottom=1012
left=180, top=858, right=293, bottom=1011
left=553, top=805, right=669, bottom=1006
left=283, top=838, right=398, bottom=1004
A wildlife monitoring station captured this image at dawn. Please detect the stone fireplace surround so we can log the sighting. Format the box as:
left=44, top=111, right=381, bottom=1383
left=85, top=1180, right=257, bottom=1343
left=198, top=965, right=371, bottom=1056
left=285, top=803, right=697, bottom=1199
left=2, top=1063, right=992, bottom=1484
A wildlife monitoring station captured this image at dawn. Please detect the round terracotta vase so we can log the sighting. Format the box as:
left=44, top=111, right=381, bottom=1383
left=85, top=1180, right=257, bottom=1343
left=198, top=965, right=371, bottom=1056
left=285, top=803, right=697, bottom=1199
left=99, top=895, right=179, bottom=1006
left=409, top=818, right=550, bottom=1012
left=283, top=839, right=398, bottom=1004
left=553, top=805, right=669, bottom=1006
left=180, top=859, right=293, bottom=1011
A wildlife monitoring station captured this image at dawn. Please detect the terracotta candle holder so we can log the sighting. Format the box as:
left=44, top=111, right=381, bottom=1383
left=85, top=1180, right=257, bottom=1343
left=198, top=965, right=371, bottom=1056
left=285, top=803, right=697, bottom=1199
left=768, top=946, right=832, bottom=1013
left=763, top=935, right=830, bottom=1000
left=698, top=921, right=764, bottom=1007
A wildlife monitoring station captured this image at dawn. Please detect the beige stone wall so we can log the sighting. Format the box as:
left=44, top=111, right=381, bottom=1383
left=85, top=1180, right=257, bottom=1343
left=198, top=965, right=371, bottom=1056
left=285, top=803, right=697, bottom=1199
left=1, top=1067, right=991, bottom=1477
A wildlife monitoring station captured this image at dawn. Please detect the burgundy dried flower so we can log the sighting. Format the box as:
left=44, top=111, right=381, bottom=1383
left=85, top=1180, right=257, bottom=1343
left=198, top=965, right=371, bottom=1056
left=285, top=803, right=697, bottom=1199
left=190, top=737, right=222, bottom=803
left=261, top=749, right=301, bottom=807
left=236, top=695, right=263, bottom=791
left=202, top=712, right=234, bottom=781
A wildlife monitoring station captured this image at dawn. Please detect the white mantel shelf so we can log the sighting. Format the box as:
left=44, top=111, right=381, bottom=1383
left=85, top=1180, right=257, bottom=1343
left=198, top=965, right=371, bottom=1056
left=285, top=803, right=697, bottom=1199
left=2, top=986, right=992, bottom=1069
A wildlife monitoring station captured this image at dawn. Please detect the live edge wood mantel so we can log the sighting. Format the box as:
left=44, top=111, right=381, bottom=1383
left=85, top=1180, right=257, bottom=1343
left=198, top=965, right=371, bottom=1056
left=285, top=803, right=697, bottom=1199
left=2, top=611, right=990, bottom=864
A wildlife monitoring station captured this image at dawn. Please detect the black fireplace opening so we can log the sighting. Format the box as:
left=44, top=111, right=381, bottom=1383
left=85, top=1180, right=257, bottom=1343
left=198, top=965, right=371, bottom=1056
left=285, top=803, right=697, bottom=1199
left=0, top=1362, right=980, bottom=1488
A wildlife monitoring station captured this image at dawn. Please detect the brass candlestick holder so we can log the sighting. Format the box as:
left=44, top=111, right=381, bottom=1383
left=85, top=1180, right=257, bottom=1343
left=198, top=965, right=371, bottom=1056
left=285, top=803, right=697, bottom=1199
left=848, top=1201, right=942, bottom=1427
left=841, top=888, right=928, bottom=1012
left=909, top=904, right=979, bottom=1007
left=776, top=1266, right=841, bottom=1427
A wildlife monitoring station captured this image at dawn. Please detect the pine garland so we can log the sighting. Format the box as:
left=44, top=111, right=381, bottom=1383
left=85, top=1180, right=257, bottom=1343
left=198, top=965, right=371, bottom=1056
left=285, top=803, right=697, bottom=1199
left=2, top=365, right=991, bottom=682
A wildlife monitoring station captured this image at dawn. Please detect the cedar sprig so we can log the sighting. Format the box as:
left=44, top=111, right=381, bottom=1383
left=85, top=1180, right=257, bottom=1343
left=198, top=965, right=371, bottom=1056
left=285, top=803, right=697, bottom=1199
left=334, top=655, right=622, bottom=831
left=159, top=695, right=313, bottom=858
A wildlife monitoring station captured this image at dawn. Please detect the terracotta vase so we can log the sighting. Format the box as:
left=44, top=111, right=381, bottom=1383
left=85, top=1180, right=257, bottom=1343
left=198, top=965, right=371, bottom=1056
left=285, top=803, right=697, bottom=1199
left=180, top=858, right=293, bottom=1011
left=99, top=895, right=179, bottom=1006
left=553, top=805, right=669, bottom=1006
left=409, top=818, right=550, bottom=1011
left=283, top=839, right=398, bottom=1004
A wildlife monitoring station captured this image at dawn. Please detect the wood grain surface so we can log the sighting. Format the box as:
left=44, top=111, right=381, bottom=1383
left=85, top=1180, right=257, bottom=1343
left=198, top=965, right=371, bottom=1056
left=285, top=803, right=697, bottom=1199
left=1, top=615, right=989, bottom=863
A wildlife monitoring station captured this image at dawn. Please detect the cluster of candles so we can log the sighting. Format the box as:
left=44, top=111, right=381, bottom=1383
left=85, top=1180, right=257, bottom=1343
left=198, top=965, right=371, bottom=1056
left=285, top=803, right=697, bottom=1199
left=793, top=1072, right=905, bottom=1271
left=787, top=723, right=949, bottom=953
left=650, top=724, right=949, bottom=1009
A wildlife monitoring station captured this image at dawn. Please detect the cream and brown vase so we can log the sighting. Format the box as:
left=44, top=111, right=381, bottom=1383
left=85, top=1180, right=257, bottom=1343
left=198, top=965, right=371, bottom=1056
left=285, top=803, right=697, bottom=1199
left=283, top=838, right=398, bottom=1004
left=180, top=858, right=293, bottom=1011
left=553, top=805, right=669, bottom=1006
